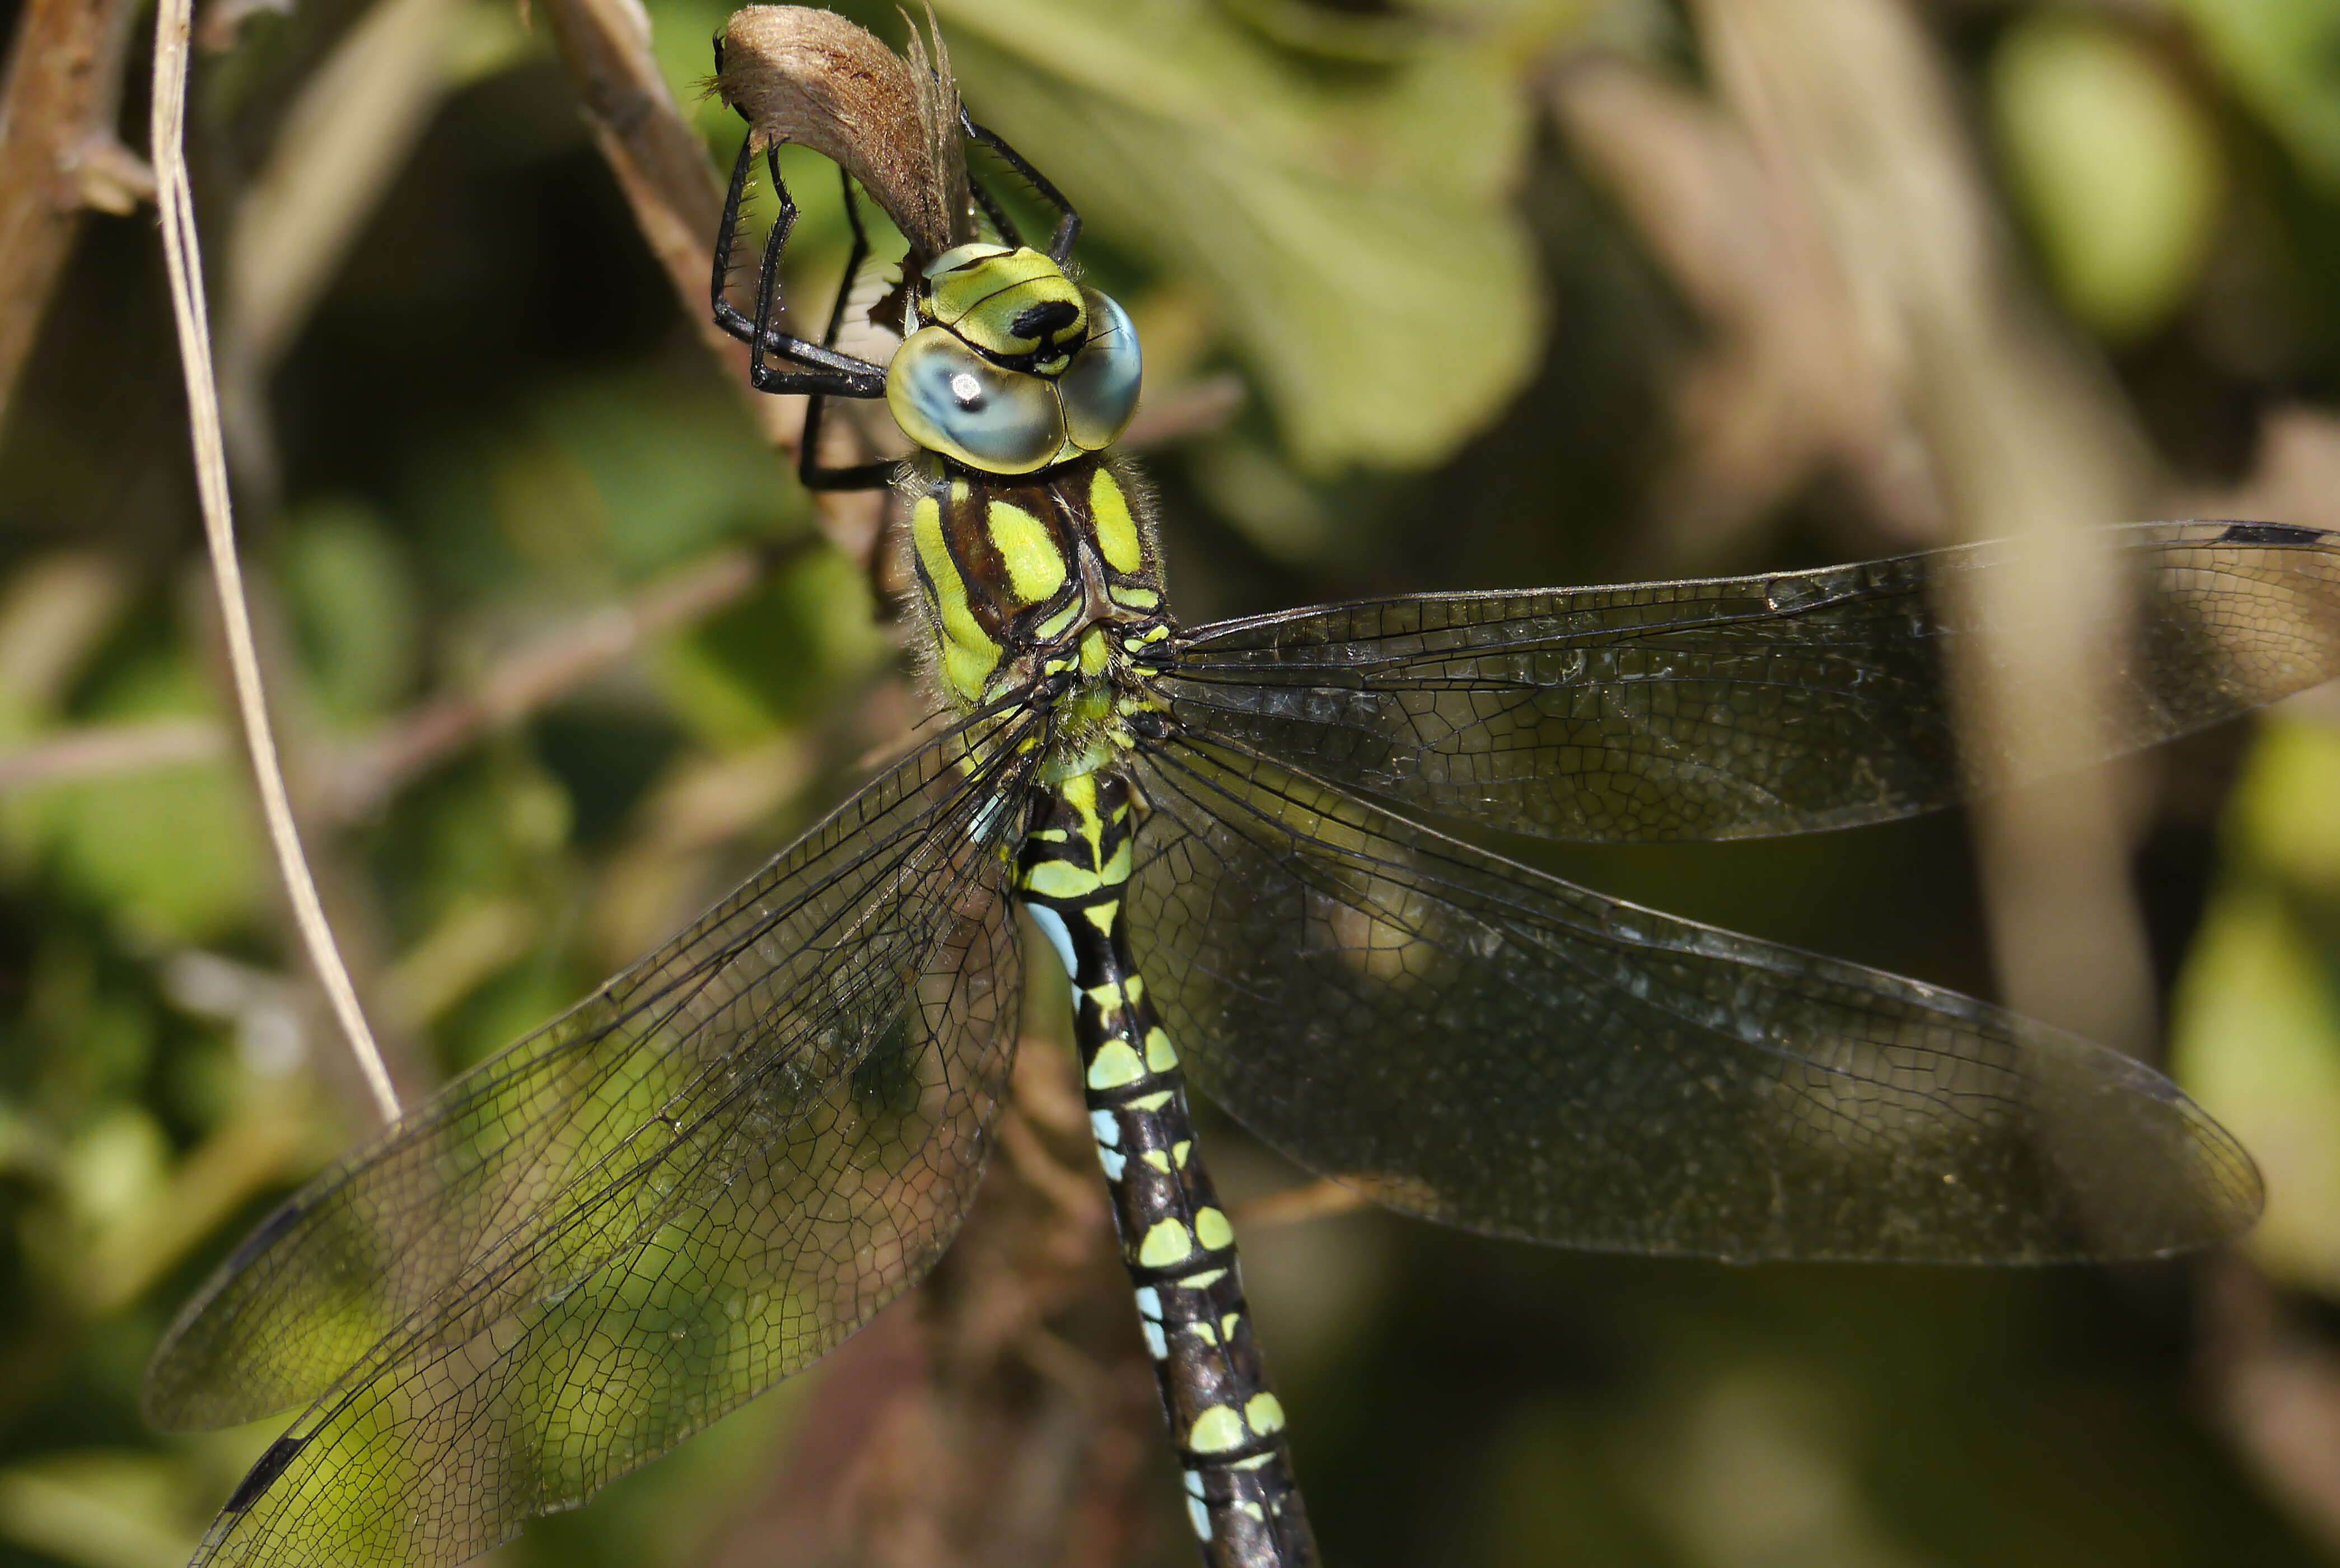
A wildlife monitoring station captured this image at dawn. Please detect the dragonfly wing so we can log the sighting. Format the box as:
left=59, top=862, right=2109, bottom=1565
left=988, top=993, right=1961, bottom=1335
left=1166, top=521, right=2340, bottom=841
left=1125, top=731, right=2260, bottom=1263
left=147, top=716, right=1035, bottom=1568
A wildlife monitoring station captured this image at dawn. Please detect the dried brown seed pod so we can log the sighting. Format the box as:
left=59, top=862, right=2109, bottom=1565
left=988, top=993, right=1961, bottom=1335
left=711, top=5, right=972, bottom=259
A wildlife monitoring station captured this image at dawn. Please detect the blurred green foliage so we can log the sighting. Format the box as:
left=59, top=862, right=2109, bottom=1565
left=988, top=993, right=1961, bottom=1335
left=2172, top=0, right=2340, bottom=193
left=1991, top=12, right=2224, bottom=342
left=2174, top=719, right=2340, bottom=1299
left=1, top=0, right=2339, bottom=1565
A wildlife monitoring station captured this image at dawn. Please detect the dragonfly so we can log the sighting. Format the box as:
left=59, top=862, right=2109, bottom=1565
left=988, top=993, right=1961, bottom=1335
left=143, top=9, right=2340, bottom=1568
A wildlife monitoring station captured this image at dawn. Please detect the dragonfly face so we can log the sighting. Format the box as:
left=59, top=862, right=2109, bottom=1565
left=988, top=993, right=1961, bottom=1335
left=887, top=244, right=1143, bottom=473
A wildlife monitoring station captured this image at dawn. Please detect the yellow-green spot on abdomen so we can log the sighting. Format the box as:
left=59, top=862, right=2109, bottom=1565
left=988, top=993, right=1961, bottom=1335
left=1188, top=1405, right=1246, bottom=1454
left=1091, top=465, right=1145, bottom=574
left=1139, top=1219, right=1193, bottom=1268
left=1146, top=1028, right=1179, bottom=1070
left=987, top=500, right=1067, bottom=603
left=1087, top=1039, right=1146, bottom=1090
left=1194, top=1207, right=1234, bottom=1250
left=1245, top=1394, right=1285, bottom=1435
left=1024, top=861, right=1101, bottom=900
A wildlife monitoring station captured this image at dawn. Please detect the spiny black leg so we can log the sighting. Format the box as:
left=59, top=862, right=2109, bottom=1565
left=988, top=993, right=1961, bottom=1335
left=968, top=171, right=1021, bottom=250
left=711, top=139, right=758, bottom=338
left=963, top=113, right=1080, bottom=262
left=710, top=142, right=892, bottom=396
left=798, top=166, right=898, bottom=493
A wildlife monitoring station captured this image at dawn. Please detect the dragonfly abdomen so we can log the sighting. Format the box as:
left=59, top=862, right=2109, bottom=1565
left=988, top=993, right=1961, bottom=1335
left=1018, top=770, right=1317, bottom=1568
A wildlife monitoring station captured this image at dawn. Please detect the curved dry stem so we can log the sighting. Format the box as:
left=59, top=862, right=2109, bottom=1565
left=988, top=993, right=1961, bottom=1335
left=148, top=0, right=400, bottom=1123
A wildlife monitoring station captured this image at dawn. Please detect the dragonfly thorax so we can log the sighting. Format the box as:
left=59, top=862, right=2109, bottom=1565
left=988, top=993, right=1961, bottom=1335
left=905, top=454, right=1170, bottom=774
left=886, top=245, right=1142, bottom=474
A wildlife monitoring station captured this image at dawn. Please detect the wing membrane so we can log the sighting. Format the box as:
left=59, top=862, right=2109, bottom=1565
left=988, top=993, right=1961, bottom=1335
left=147, top=714, right=1038, bottom=1568
left=1125, top=731, right=2259, bottom=1263
left=1166, top=521, right=2340, bottom=841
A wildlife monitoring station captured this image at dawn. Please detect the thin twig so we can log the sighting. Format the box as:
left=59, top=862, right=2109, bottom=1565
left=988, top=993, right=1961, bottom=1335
left=533, top=0, right=795, bottom=450
left=1686, top=0, right=2161, bottom=1057
left=532, top=0, right=910, bottom=573
left=1230, top=1176, right=1368, bottom=1233
left=0, top=0, right=151, bottom=428
left=325, top=534, right=820, bottom=820
left=0, top=717, right=224, bottom=789
left=1123, top=371, right=1246, bottom=451
left=0, top=537, right=822, bottom=804
left=149, top=0, right=400, bottom=1123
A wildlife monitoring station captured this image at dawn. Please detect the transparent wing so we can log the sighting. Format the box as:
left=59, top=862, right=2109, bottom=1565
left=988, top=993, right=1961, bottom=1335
left=1125, top=731, right=2260, bottom=1263
left=1165, top=521, right=2340, bottom=841
left=146, top=714, right=1038, bottom=1568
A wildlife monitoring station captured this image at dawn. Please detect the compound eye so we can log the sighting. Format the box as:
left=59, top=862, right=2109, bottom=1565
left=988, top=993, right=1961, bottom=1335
left=1060, top=289, right=1142, bottom=452
left=888, top=326, right=1064, bottom=474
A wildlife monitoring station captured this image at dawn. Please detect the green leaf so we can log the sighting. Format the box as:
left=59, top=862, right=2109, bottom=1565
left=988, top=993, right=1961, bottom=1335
left=282, top=500, right=422, bottom=725
left=933, top=0, right=1544, bottom=471
left=529, top=374, right=805, bottom=578
left=2170, top=883, right=2340, bottom=1293
left=2174, top=0, right=2340, bottom=192
left=1, top=656, right=263, bottom=945
left=2171, top=718, right=2340, bottom=1294
left=1991, top=13, right=2225, bottom=342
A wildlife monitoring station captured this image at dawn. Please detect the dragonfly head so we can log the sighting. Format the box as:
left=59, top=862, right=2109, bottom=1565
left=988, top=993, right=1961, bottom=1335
left=888, top=244, right=1142, bottom=474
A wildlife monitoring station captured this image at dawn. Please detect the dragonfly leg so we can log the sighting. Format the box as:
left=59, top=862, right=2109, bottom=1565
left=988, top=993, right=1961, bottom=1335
left=963, top=114, right=1081, bottom=264
left=966, top=167, right=1021, bottom=251
left=795, top=166, right=900, bottom=494
left=709, top=141, right=892, bottom=399
left=1020, top=771, right=1319, bottom=1568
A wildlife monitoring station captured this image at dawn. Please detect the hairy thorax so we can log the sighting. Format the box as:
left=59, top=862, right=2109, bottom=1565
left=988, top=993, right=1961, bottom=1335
left=902, top=452, right=1173, bottom=780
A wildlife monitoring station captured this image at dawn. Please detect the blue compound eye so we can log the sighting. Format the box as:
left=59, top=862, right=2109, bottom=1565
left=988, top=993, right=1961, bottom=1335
left=1060, top=289, right=1142, bottom=452
left=888, top=326, right=1064, bottom=474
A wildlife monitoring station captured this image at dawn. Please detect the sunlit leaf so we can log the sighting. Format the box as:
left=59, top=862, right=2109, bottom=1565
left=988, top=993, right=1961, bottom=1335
left=2171, top=718, right=2340, bottom=1294
left=0, top=1452, right=197, bottom=1568
left=933, top=0, right=1545, bottom=471
left=2171, top=884, right=2340, bottom=1294
left=1992, top=13, right=2224, bottom=342
left=2174, top=0, right=2340, bottom=193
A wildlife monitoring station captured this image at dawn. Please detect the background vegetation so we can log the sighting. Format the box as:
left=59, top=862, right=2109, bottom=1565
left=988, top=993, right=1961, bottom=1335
left=1, top=0, right=2339, bottom=1564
